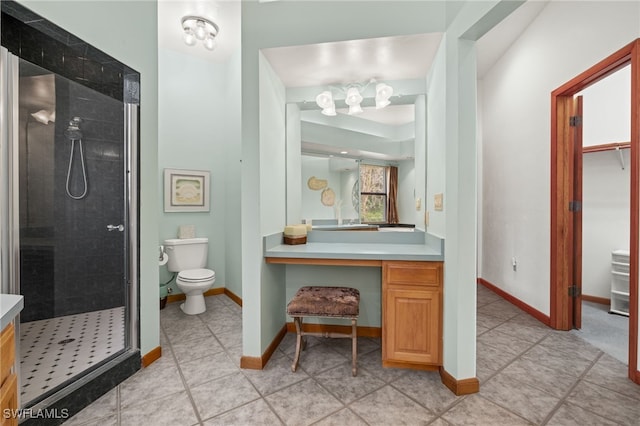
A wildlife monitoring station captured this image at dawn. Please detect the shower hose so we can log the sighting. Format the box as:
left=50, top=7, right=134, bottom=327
left=66, top=138, right=88, bottom=200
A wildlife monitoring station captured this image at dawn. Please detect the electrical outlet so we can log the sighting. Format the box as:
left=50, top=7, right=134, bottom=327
left=425, top=211, right=429, bottom=226
left=415, top=198, right=421, bottom=211
left=511, top=257, right=517, bottom=271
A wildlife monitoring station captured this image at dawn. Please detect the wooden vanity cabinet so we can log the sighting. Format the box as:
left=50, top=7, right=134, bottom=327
left=1, top=323, right=18, bottom=426
left=382, top=261, right=443, bottom=368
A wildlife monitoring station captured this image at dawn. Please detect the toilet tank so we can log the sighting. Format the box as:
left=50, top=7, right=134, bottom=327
left=164, top=237, right=208, bottom=272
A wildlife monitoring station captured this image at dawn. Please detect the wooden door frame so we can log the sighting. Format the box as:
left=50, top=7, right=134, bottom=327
left=550, top=39, right=640, bottom=384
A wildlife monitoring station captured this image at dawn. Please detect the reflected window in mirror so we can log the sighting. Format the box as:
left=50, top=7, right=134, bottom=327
left=359, top=164, right=399, bottom=224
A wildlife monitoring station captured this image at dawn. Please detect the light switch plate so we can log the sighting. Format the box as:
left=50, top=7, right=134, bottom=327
left=415, top=198, right=421, bottom=210
left=434, top=193, right=443, bottom=211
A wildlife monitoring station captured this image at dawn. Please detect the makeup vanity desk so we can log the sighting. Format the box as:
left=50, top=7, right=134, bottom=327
left=264, top=231, right=444, bottom=370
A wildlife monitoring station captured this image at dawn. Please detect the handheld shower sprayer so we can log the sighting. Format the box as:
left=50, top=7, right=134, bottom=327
left=64, top=117, right=83, bottom=139
left=64, top=117, right=88, bottom=200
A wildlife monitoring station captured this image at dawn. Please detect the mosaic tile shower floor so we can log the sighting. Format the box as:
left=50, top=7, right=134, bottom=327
left=20, top=306, right=125, bottom=404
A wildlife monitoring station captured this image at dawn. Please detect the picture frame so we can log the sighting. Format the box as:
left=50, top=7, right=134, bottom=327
left=164, top=168, right=210, bottom=212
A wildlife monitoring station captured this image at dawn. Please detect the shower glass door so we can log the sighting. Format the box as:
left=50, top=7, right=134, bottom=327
left=15, top=57, right=131, bottom=406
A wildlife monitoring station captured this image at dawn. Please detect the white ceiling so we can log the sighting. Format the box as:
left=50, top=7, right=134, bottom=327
left=157, top=0, right=548, bottom=127
left=157, top=1, right=548, bottom=76
left=261, top=33, right=443, bottom=88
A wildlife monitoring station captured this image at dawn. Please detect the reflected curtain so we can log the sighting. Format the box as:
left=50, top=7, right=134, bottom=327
left=387, top=166, right=399, bottom=224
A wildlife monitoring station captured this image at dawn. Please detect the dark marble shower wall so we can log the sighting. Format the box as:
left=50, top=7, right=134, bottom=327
left=52, top=76, right=126, bottom=318
left=20, top=75, right=125, bottom=322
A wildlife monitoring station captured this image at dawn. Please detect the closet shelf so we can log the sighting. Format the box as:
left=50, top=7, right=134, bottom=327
left=610, top=249, right=630, bottom=317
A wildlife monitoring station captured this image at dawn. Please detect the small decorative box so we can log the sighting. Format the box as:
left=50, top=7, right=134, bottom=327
left=283, top=224, right=308, bottom=245
left=284, top=235, right=307, bottom=245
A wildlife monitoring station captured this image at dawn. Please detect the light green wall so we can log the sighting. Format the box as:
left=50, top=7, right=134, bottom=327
left=398, top=159, right=416, bottom=224
left=18, top=0, right=160, bottom=355
left=285, top=104, right=302, bottom=225
left=158, top=48, right=242, bottom=296
left=286, top=266, right=381, bottom=326
left=414, top=95, right=427, bottom=231
left=426, top=41, right=447, bottom=238
left=241, top=0, right=522, bottom=383
left=223, top=50, right=243, bottom=299
left=300, top=156, right=342, bottom=220
left=258, top=53, right=287, bottom=350
left=437, top=0, right=523, bottom=380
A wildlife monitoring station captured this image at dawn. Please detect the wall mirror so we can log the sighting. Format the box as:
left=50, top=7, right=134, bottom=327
left=262, top=32, right=441, bottom=230
left=300, top=105, right=417, bottom=227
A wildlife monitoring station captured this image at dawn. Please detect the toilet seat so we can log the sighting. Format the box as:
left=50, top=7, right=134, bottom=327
left=178, top=268, right=215, bottom=283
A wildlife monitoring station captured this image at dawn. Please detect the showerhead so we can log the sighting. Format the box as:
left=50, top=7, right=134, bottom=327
left=64, top=117, right=83, bottom=140
left=31, top=109, right=55, bottom=125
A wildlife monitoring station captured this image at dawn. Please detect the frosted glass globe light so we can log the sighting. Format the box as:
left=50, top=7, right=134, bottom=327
left=183, top=28, right=197, bottom=46
left=321, top=105, right=337, bottom=116
left=345, top=87, right=363, bottom=106
left=195, top=20, right=207, bottom=40
left=204, top=35, right=217, bottom=51
left=348, top=103, right=363, bottom=115
left=315, top=91, right=333, bottom=109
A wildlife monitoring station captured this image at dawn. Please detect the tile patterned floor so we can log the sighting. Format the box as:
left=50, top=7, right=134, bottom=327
left=20, top=307, right=125, bottom=404
left=64, top=288, right=640, bottom=425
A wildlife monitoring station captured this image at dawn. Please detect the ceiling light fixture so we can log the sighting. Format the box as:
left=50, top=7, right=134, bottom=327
left=182, top=16, right=219, bottom=51
left=315, top=81, right=393, bottom=116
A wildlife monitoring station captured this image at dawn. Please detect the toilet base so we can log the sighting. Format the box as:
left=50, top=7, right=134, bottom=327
left=180, top=294, right=206, bottom=315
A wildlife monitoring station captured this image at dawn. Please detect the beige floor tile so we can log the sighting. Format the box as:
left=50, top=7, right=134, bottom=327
left=349, top=385, right=435, bottom=425
left=441, top=394, right=532, bottom=425
left=190, top=371, right=261, bottom=421
left=119, top=391, right=198, bottom=426
left=480, top=372, right=560, bottom=424
left=203, top=399, right=283, bottom=425
left=265, top=378, right=343, bottom=426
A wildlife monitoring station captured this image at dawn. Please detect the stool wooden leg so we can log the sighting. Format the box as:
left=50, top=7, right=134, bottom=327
left=292, top=316, right=304, bottom=372
left=351, top=318, right=357, bottom=376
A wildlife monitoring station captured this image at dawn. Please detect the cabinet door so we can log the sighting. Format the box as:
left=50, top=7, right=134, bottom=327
left=0, top=374, right=18, bottom=426
left=383, top=286, right=442, bottom=365
left=0, top=324, right=15, bottom=386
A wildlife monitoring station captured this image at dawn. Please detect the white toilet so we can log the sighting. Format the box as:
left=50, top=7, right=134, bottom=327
left=164, top=237, right=216, bottom=315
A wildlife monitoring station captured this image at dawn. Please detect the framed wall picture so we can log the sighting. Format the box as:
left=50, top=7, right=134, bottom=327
left=164, top=168, right=210, bottom=212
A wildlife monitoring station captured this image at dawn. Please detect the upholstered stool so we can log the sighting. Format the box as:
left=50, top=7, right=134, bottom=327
left=286, top=286, right=360, bottom=376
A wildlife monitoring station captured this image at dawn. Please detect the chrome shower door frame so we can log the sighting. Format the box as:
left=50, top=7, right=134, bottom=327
left=0, top=45, right=23, bottom=407
left=125, top=102, right=139, bottom=351
left=1, top=46, right=140, bottom=410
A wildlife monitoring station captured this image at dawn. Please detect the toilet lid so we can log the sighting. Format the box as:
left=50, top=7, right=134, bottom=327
left=178, top=268, right=215, bottom=283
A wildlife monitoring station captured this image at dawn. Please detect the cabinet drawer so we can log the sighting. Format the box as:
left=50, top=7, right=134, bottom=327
left=0, top=324, right=15, bottom=387
left=383, top=261, right=442, bottom=286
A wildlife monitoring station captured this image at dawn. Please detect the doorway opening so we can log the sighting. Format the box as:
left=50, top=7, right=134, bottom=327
left=550, top=39, right=640, bottom=384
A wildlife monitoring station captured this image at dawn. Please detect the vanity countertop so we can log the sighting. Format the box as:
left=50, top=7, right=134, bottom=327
left=265, top=241, right=443, bottom=261
left=1, top=294, right=24, bottom=330
left=311, top=224, right=378, bottom=231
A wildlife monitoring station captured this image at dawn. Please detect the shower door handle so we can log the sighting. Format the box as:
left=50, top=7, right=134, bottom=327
left=107, top=224, right=124, bottom=232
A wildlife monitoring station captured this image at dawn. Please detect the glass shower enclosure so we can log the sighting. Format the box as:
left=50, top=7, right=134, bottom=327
left=1, top=1, right=139, bottom=415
